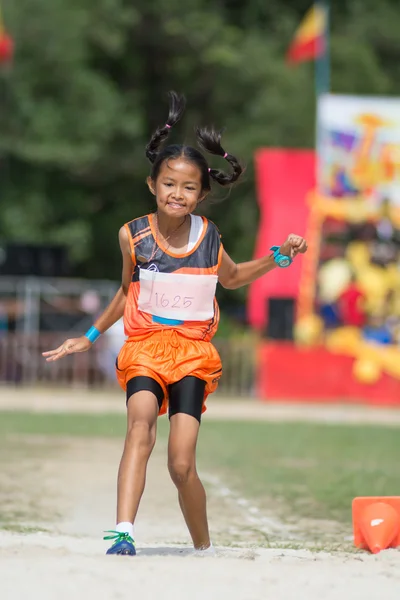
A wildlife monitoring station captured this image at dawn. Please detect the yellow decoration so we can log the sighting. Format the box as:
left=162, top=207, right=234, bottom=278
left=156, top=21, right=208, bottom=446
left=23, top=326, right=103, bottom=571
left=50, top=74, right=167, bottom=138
left=299, top=165, right=400, bottom=387
left=344, top=199, right=371, bottom=223
left=312, top=194, right=379, bottom=222
left=317, top=259, right=352, bottom=303
left=390, top=296, right=400, bottom=317
left=345, top=242, right=370, bottom=270
left=384, top=264, right=400, bottom=290
left=323, top=325, right=400, bottom=384
left=353, top=358, right=382, bottom=384
left=325, top=327, right=361, bottom=355
left=294, top=314, right=324, bottom=346
left=357, top=265, right=391, bottom=314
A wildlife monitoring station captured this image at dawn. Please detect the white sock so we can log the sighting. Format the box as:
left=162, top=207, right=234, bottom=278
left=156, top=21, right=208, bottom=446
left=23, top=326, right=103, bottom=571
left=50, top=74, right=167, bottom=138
left=116, top=522, right=134, bottom=539
left=195, top=542, right=215, bottom=555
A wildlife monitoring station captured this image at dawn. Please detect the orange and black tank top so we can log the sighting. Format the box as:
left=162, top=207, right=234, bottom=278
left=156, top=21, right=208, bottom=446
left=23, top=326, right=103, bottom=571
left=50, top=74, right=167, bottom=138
left=123, top=213, right=223, bottom=341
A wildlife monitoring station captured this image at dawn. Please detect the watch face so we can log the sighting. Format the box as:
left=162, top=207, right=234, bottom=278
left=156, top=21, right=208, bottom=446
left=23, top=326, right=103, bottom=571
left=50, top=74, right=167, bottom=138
left=279, top=257, right=290, bottom=267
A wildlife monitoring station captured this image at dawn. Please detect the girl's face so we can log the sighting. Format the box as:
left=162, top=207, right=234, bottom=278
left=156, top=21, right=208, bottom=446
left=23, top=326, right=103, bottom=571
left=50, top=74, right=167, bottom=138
left=147, top=158, right=206, bottom=218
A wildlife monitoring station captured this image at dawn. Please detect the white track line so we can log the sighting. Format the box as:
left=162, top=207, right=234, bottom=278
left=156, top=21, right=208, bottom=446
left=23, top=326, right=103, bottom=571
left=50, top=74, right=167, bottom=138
left=202, top=472, right=299, bottom=541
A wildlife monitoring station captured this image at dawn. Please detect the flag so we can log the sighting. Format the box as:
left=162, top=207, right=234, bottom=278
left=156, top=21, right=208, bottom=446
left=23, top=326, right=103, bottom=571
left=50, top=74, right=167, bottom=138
left=286, top=4, right=327, bottom=64
left=0, top=4, right=13, bottom=64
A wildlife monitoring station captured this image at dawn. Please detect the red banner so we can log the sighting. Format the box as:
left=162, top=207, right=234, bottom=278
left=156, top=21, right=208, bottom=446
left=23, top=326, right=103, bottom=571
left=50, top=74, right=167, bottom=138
left=247, top=149, right=315, bottom=329
left=257, top=343, right=400, bottom=406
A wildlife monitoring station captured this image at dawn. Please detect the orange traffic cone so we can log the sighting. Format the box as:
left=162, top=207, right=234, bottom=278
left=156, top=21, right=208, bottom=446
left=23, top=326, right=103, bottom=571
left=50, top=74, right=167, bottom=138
left=352, top=497, right=400, bottom=554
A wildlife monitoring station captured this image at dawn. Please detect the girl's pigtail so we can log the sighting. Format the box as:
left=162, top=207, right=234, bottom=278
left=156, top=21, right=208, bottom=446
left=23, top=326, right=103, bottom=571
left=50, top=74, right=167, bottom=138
left=145, top=91, right=186, bottom=164
left=195, top=127, right=244, bottom=186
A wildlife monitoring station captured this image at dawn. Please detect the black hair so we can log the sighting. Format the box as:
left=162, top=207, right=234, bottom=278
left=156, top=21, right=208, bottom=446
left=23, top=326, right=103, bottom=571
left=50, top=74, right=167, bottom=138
left=145, top=91, right=244, bottom=192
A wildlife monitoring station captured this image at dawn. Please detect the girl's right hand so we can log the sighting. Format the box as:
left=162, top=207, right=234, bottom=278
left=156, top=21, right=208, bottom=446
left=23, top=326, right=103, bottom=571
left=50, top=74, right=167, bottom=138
left=42, top=336, right=93, bottom=362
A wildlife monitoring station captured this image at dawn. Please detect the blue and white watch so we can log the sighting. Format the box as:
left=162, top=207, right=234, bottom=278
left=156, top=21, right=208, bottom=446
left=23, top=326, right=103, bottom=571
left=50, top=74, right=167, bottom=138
left=270, top=245, right=292, bottom=268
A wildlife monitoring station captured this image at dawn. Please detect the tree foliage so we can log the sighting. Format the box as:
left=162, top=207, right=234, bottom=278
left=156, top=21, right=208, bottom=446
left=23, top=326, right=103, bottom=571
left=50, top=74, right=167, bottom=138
left=1, top=0, right=400, bottom=307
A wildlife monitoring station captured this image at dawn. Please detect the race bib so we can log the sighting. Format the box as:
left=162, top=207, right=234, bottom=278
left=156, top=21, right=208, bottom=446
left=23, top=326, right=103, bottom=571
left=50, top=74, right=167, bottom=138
left=138, top=269, right=218, bottom=322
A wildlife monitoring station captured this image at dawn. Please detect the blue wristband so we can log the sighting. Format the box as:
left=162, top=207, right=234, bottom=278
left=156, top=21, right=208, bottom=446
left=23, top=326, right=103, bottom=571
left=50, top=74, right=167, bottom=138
left=270, top=245, right=293, bottom=268
left=85, top=326, right=101, bottom=344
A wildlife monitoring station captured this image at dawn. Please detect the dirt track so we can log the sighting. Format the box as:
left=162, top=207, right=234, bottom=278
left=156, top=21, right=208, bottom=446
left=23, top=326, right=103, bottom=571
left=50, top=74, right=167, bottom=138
left=1, top=387, right=400, bottom=600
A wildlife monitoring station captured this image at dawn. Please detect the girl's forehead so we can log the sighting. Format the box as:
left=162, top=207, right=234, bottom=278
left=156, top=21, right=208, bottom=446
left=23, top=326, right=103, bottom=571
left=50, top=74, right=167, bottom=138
left=159, top=158, right=202, bottom=180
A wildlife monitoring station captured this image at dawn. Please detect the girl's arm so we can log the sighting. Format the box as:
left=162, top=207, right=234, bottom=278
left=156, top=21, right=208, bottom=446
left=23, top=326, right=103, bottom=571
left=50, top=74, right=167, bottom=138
left=91, top=227, right=133, bottom=332
left=42, top=227, right=133, bottom=362
left=218, top=234, right=307, bottom=290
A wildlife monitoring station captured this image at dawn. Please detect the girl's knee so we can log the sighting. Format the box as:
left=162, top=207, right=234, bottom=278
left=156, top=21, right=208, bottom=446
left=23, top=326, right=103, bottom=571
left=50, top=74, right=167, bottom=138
left=168, top=459, right=196, bottom=486
left=126, top=421, right=156, bottom=455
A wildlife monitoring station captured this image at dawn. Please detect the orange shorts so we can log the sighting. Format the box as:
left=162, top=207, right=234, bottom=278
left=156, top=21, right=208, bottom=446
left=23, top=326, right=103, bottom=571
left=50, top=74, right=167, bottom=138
left=115, top=330, right=222, bottom=416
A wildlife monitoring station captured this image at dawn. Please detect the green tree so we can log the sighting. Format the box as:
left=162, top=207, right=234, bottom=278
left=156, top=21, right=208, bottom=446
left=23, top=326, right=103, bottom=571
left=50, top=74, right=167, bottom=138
left=0, top=0, right=399, bottom=311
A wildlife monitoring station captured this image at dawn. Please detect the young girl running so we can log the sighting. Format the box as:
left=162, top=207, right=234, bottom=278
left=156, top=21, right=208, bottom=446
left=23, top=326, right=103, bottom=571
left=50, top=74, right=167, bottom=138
left=42, top=92, right=307, bottom=556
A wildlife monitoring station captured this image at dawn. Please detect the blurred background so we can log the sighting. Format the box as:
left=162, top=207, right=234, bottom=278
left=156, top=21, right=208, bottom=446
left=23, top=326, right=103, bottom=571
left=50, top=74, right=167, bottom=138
left=1, top=0, right=400, bottom=404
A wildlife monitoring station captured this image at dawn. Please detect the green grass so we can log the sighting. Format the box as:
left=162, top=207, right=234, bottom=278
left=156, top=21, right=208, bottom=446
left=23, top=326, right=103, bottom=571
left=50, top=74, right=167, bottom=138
left=0, top=412, right=127, bottom=438
left=1, top=411, right=400, bottom=530
left=196, top=421, right=400, bottom=526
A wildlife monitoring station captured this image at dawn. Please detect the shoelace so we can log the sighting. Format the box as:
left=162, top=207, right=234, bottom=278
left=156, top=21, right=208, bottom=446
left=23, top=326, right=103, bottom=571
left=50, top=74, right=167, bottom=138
left=103, top=530, right=134, bottom=545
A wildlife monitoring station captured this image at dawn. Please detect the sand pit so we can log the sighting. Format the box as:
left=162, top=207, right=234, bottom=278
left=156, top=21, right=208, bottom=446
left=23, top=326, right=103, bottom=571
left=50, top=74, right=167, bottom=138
left=1, top=533, right=400, bottom=600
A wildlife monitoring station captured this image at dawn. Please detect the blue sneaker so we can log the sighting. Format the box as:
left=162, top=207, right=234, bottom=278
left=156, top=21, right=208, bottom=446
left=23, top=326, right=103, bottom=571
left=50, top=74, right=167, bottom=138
left=104, top=530, right=136, bottom=556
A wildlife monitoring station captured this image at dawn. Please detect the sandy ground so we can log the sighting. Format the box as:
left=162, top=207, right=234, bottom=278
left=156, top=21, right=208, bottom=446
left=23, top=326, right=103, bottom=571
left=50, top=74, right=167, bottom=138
left=1, top=387, right=400, bottom=599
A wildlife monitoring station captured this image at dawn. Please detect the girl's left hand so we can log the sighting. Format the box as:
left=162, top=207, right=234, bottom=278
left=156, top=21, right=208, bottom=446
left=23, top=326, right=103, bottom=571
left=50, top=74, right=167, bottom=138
left=279, top=234, right=308, bottom=259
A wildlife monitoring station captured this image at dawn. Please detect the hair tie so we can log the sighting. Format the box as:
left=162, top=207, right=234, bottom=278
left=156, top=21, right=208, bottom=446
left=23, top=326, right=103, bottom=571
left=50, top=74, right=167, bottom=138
left=165, top=124, right=171, bottom=129
left=223, top=152, right=228, bottom=158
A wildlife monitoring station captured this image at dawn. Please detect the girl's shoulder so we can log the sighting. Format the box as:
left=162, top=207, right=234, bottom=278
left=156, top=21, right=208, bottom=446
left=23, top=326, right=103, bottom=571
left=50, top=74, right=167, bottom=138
left=124, top=214, right=151, bottom=237
left=203, top=217, right=222, bottom=239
